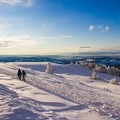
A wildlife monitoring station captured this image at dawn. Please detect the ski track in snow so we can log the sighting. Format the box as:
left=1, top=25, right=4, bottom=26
left=0, top=62, right=120, bottom=120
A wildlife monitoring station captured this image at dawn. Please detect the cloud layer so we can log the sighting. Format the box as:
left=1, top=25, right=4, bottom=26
left=88, top=24, right=110, bottom=32
left=0, top=0, right=35, bottom=7
left=0, top=35, right=41, bottom=48
left=80, top=46, right=91, bottom=49
left=0, top=35, right=72, bottom=48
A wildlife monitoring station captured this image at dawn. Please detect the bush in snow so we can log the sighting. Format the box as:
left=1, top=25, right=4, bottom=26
left=90, top=70, right=101, bottom=80
left=45, top=63, right=54, bottom=74
left=109, top=78, right=119, bottom=85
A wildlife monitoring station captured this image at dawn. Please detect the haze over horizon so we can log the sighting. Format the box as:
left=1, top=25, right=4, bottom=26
left=0, top=0, right=120, bottom=55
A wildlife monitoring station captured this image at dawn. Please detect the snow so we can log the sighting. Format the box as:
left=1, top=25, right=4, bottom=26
left=0, top=62, right=120, bottom=120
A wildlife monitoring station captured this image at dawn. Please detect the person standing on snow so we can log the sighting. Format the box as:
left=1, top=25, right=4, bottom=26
left=22, top=70, right=26, bottom=82
left=17, top=69, right=21, bottom=80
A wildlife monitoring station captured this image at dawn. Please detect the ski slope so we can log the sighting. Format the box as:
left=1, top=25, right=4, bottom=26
left=0, top=62, right=120, bottom=120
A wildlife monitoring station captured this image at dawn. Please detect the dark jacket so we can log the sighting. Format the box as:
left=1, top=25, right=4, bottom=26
left=17, top=69, right=21, bottom=76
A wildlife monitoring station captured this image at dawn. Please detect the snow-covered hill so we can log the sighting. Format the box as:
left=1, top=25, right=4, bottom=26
left=0, top=62, right=120, bottom=120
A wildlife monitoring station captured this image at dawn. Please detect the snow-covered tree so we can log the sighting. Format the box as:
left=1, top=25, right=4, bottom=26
left=90, top=70, right=100, bottom=80
left=79, top=61, right=120, bottom=77
left=45, top=63, right=54, bottom=74
left=109, top=78, right=119, bottom=85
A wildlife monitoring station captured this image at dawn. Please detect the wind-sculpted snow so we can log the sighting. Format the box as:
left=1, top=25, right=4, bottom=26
left=0, top=62, right=120, bottom=120
left=0, top=74, right=67, bottom=120
left=26, top=73, right=120, bottom=119
left=0, top=84, right=58, bottom=120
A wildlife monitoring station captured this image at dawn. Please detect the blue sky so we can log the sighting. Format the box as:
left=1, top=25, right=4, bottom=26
left=0, top=0, right=120, bottom=55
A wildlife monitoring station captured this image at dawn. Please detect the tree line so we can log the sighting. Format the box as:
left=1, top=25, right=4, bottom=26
left=77, top=61, right=120, bottom=77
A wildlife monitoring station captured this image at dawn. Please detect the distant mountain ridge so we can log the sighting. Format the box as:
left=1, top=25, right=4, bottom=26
left=0, top=55, right=120, bottom=67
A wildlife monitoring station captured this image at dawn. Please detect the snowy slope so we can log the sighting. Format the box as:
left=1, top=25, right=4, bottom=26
left=0, top=62, right=120, bottom=120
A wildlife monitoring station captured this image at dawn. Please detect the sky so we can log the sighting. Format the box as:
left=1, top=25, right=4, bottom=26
left=0, top=0, right=120, bottom=55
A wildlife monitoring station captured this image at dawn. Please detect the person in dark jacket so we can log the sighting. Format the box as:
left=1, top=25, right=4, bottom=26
left=22, top=70, right=26, bottom=82
left=17, top=69, right=21, bottom=80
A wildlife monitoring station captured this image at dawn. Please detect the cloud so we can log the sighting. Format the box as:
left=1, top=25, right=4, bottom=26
left=0, top=34, right=73, bottom=48
left=88, top=24, right=110, bottom=32
left=61, top=35, right=73, bottom=39
left=105, top=26, right=109, bottom=31
left=75, top=45, right=120, bottom=56
left=76, top=46, right=120, bottom=56
left=0, top=35, right=42, bottom=48
left=80, top=46, right=91, bottom=49
left=77, top=51, right=120, bottom=56
left=99, top=46, right=120, bottom=51
left=97, top=25, right=103, bottom=29
left=100, top=26, right=110, bottom=32
left=88, top=25, right=95, bottom=31
left=37, top=35, right=73, bottom=40
left=79, top=46, right=91, bottom=52
left=0, top=0, right=35, bottom=7
left=0, top=41, right=7, bottom=47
